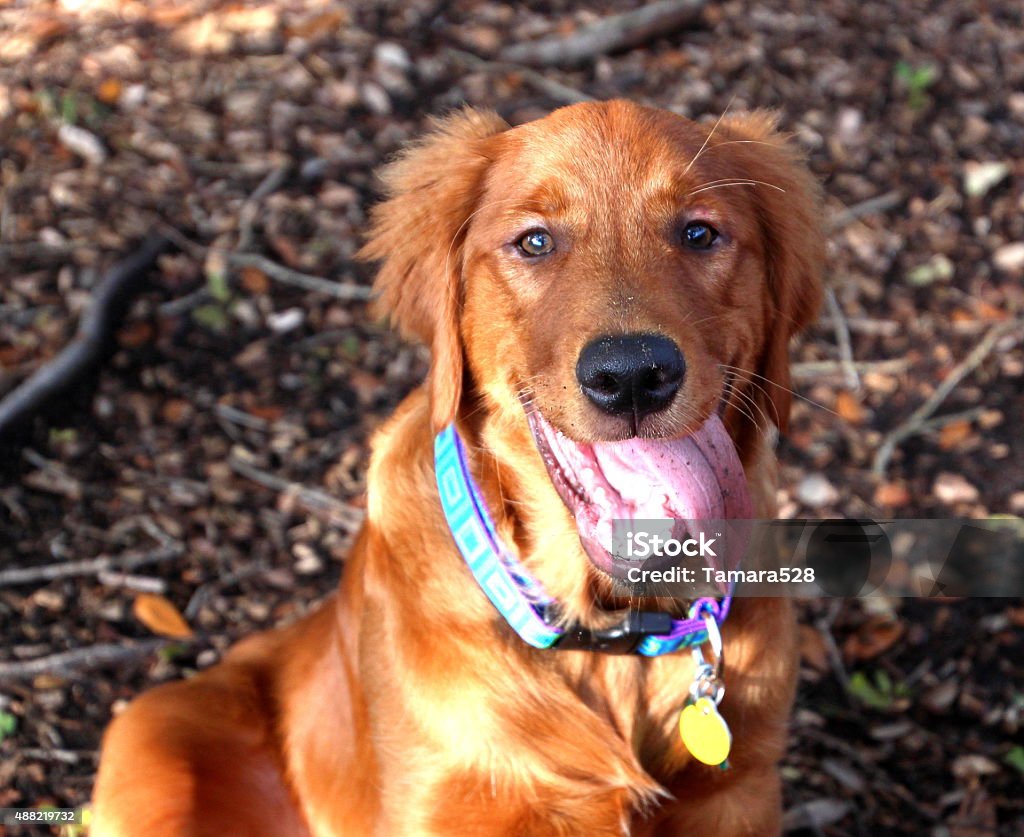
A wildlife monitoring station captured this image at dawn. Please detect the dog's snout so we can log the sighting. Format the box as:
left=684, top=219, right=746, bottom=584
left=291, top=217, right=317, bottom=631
left=576, top=333, right=685, bottom=418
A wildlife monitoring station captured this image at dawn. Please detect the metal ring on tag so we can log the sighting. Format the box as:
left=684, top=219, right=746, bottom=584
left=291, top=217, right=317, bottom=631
left=689, top=662, right=725, bottom=705
left=692, top=615, right=724, bottom=676
left=702, top=613, right=723, bottom=662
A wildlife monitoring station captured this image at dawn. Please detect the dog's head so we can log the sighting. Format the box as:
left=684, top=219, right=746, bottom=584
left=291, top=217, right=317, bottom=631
left=361, top=101, right=823, bottom=583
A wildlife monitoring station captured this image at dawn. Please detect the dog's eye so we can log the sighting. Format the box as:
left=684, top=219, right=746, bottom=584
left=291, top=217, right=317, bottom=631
left=681, top=221, right=719, bottom=250
left=517, top=229, right=555, bottom=257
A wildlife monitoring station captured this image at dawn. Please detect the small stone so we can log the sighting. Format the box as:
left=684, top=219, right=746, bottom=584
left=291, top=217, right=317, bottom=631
left=951, top=754, right=999, bottom=779
left=293, top=543, right=324, bottom=575
left=120, top=83, right=147, bottom=109
left=319, top=183, right=359, bottom=210
left=1009, top=492, right=1024, bottom=514
left=796, top=473, right=840, bottom=508
left=835, top=107, right=863, bottom=145
left=197, top=649, right=219, bottom=668
left=932, top=472, right=979, bottom=505
left=921, top=680, right=959, bottom=713
left=267, top=307, right=305, bottom=333
left=360, top=81, right=391, bottom=116
left=962, top=161, right=1009, bottom=197
left=374, top=42, right=411, bottom=72
left=58, top=123, right=107, bottom=164
left=993, top=242, right=1024, bottom=274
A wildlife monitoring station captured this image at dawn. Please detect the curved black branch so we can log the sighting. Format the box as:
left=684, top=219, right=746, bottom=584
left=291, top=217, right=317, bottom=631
left=0, top=234, right=173, bottom=442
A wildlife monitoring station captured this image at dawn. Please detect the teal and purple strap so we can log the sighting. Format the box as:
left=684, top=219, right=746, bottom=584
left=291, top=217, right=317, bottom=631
left=434, top=424, right=731, bottom=657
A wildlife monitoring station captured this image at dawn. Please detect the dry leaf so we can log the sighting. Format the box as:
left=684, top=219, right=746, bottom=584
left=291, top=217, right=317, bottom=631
left=874, top=481, right=911, bottom=508
left=835, top=391, right=866, bottom=424
left=133, top=594, right=193, bottom=639
left=117, top=320, right=154, bottom=349
left=161, top=398, right=194, bottom=425
left=938, top=420, right=973, bottom=450
left=248, top=404, right=284, bottom=422
left=97, top=78, right=122, bottom=104
left=973, top=301, right=1009, bottom=321
left=948, top=783, right=997, bottom=837
left=240, top=265, right=270, bottom=295
left=285, top=10, right=348, bottom=40
left=842, top=617, right=904, bottom=662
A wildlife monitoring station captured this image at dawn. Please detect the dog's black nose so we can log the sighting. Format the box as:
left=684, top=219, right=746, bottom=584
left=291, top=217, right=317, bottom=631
left=576, top=333, right=685, bottom=418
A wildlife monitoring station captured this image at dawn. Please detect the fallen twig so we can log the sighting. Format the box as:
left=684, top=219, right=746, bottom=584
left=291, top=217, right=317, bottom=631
left=0, top=240, right=75, bottom=265
left=446, top=48, right=594, bottom=104
left=824, top=287, right=861, bottom=392
left=158, top=225, right=373, bottom=302
left=500, top=0, right=708, bottom=67
left=0, top=234, right=172, bottom=441
left=21, top=448, right=84, bottom=499
left=0, top=545, right=183, bottom=588
left=18, top=748, right=94, bottom=765
left=227, top=253, right=373, bottom=301
left=0, top=639, right=173, bottom=682
left=97, top=570, right=168, bottom=594
left=237, top=160, right=293, bottom=252
left=826, top=191, right=904, bottom=233
left=816, top=315, right=901, bottom=337
left=817, top=600, right=856, bottom=709
left=790, top=358, right=912, bottom=381
left=228, top=454, right=365, bottom=530
left=184, top=561, right=268, bottom=620
left=871, top=317, right=1024, bottom=476
left=914, top=406, right=987, bottom=435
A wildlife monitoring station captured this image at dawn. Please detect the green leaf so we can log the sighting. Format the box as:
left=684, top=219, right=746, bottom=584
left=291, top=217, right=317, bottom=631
left=49, top=427, right=78, bottom=445
left=60, top=91, right=78, bottom=125
left=849, top=672, right=888, bottom=710
left=192, top=304, right=229, bottom=332
left=206, top=270, right=231, bottom=303
left=848, top=670, right=909, bottom=710
left=0, top=710, right=18, bottom=740
left=1006, top=746, right=1024, bottom=775
left=341, top=334, right=361, bottom=360
left=157, top=642, right=189, bottom=663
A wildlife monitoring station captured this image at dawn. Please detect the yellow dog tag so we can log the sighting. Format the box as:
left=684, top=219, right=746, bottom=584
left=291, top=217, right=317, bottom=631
left=679, top=697, right=731, bottom=766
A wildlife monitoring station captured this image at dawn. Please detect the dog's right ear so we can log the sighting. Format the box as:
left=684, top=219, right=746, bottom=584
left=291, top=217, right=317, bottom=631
left=358, top=108, right=508, bottom=431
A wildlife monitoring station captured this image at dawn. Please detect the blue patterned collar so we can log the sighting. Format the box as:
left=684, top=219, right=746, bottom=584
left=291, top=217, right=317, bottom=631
left=433, top=424, right=730, bottom=656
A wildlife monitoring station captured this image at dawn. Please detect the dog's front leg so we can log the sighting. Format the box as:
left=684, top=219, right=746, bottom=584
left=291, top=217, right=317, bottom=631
left=649, top=762, right=785, bottom=837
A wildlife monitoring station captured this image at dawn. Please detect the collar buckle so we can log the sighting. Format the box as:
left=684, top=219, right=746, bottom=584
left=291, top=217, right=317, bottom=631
left=548, top=609, right=676, bottom=654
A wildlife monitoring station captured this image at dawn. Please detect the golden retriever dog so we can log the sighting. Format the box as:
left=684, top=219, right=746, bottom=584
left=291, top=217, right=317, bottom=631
left=92, top=100, right=824, bottom=836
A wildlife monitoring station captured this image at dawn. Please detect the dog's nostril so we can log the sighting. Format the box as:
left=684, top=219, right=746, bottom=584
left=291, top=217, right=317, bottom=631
left=643, top=367, right=668, bottom=389
left=576, top=333, right=686, bottom=419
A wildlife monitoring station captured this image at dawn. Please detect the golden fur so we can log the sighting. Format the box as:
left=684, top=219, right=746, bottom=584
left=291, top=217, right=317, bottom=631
left=92, top=100, right=824, bottom=836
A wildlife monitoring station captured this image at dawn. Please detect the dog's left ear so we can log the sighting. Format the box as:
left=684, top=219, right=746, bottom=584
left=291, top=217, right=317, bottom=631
left=720, top=111, right=825, bottom=433
left=359, top=108, right=508, bottom=431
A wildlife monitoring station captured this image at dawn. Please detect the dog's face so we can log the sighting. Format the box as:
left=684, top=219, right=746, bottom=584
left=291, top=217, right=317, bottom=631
left=463, top=106, right=778, bottom=446
left=362, top=101, right=823, bottom=576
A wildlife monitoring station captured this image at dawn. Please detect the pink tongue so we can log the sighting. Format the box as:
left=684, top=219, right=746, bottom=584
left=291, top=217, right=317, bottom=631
left=593, top=414, right=750, bottom=518
left=574, top=414, right=752, bottom=559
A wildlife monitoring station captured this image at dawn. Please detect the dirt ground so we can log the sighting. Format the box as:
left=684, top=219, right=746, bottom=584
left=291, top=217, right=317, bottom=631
left=1, top=1, right=1023, bottom=834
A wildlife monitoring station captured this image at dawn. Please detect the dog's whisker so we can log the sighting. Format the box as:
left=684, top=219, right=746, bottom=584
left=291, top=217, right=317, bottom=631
left=681, top=94, right=737, bottom=177
left=717, top=363, right=839, bottom=418
left=727, top=386, right=774, bottom=438
left=685, top=179, right=786, bottom=198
